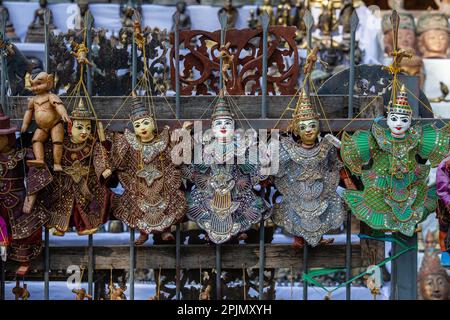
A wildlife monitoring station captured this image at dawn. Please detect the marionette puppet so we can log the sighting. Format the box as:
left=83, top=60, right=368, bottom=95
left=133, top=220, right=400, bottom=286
left=109, top=94, right=187, bottom=245
left=21, top=71, right=71, bottom=172
left=436, top=156, right=450, bottom=267
left=182, top=91, right=271, bottom=244
left=271, top=91, right=346, bottom=247
left=0, top=106, right=49, bottom=275
left=23, top=99, right=112, bottom=237
left=340, top=85, right=449, bottom=237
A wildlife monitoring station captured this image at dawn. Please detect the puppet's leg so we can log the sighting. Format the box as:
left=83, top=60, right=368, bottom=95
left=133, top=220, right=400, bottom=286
left=51, top=122, right=65, bottom=172
left=27, top=129, right=49, bottom=167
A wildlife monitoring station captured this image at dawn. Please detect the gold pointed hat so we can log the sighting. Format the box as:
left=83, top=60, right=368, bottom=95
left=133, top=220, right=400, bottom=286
left=71, top=98, right=95, bottom=120
left=211, top=89, right=234, bottom=120
left=390, top=84, right=412, bottom=116
left=129, top=91, right=153, bottom=122
left=292, top=91, right=319, bottom=122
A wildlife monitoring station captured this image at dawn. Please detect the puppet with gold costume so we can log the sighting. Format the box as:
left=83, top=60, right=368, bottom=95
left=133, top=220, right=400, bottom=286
left=271, top=92, right=345, bottom=247
left=23, top=100, right=112, bottom=236
left=109, top=95, right=186, bottom=245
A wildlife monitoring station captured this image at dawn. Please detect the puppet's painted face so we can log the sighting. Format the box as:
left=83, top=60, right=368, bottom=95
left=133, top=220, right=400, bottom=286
left=133, top=117, right=156, bottom=142
left=296, top=119, right=320, bottom=145
left=420, top=274, right=449, bottom=300
left=212, top=117, right=235, bottom=143
left=70, top=119, right=92, bottom=144
left=387, top=112, right=411, bottom=137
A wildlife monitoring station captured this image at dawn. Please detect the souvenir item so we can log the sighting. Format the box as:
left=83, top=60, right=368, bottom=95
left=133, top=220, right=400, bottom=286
left=21, top=71, right=71, bottom=172
left=24, top=99, right=111, bottom=236
left=110, top=94, right=186, bottom=245
left=436, top=156, right=450, bottom=266
left=183, top=93, right=270, bottom=244
left=0, top=106, right=49, bottom=275
left=418, top=237, right=450, bottom=300
left=0, top=0, right=19, bottom=42
left=272, top=92, right=345, bottom=247
left=74, top=0, right=93, bottom=31
left=218, top=0, right=238, bottom=28
left=172, top=1, right=191, bottom=32
left=25, top=0, right=56, bottom=43
left=340, top=85, right=449, bottom=236
left=276, top=0, right=292, bottom=26
left=258, top=0, right=276, bottom=26
left=417, top=13, right=449, bottom=59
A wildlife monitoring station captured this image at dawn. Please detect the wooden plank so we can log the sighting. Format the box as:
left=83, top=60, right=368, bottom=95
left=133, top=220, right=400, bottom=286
left=5, top=244, right=362, bottom=272
left=7, top=95, right=382, bottom=120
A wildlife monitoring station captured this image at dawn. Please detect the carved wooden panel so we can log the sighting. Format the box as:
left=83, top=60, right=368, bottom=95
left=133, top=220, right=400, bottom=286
left=170, top=26, right=299, bottom=95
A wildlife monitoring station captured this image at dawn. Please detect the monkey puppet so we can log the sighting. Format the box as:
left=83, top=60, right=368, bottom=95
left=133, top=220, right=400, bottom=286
left=21, top=71, right=71, bottom=172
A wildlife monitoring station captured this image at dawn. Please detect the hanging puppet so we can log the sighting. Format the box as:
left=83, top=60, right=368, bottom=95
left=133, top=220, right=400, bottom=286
left=0, top=106, right=49, bottom=275
left=436, top=156, right=450, bottom=267
left=271, top=91, right=346, bottom=247
left=182, top=92, right=270, bottom=244
left=109, top=94, right=186, bottom=245
left=340, top=85, right=449, bottom=236
left=23, top=99, right=112, bottom=236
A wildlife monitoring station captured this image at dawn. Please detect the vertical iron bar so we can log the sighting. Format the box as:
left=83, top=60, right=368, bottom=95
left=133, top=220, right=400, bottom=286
left=174, top=13, right=182, bottom=300
left=129, top=23, right=137, bottom=300
left=44, top=229, right=49, bottom=300
left=345, top=11, right=359, bottom=301
left=175, top=225, right=181, bottom=300
left=174, top=12, right=181, bottom=119
left=390, top=233, right=417, bottom=300
left=216, top=244, right=221, bottom=300
left=86, top=11, right=93, bottom=96
left=43, top=10, right=51, bottom=301
left=258, top=12, right=270, bottom=301
left=84, top=11, right=94, bottom=298
left=301, top=10, right=314, bottom=301
left=218, top=13, right=227, bottom=90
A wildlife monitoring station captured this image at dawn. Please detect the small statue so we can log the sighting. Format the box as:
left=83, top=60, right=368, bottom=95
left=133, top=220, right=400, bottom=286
left=292, top=0, right=309, bottom=38
left=218, top=0, right=239, bottom=29
left=436, top=156, right=450, bottom=267
left=276, top=0, right=292, bottom=26
left=120, top=0, right=140, bottom=29
left=218, top=42, right=235, bottom=89
left=272, top=91, right=345, bottom=247
left=172, top=1, right=191, bottom=32
left=183, top=92, right=270, bottom=244
left=340, top=85, right=450, bottom=236
left=0, top=0, right=20, bottom=42
left=109, top=283, right=127, bottom=300
left=418, top=241, right=450, bottom=300
left=23, top=99, right=112, bottom=237
left=72, top=288, right=92, bottom=300
left=25, top=0, right=56, bottom=43
left=74, top=0, right=93, bottom=32
left=12, top=281, right=30, bottom=300
left=70, top=40, right=94, bottom=68
left=317, top=0, right=337, bottom=36
left=417, top=12, right=449, bottom=59
left=247, top=9, right=259, bottom=29
left=109, top=94, right=186, bottom=245
left=258, top=0, right=276, bottom=26
left=338, top=0, right=355, bottom=35
left=21, top=71, right=71, bottom=172
left=0, top=105, right=49, bottom=276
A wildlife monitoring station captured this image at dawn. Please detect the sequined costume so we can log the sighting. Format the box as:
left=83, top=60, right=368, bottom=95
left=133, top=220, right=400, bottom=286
left=1, top=149, right=50, bottom=263
left=33, top=137, right=111, bottom=234
left=436, top=156, right=450, bottom=256
left=341, top=121, right=449, bottom=236
left=272, top=135, right=345, bottom=246
left=110, top=127, right=186, bottom=234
